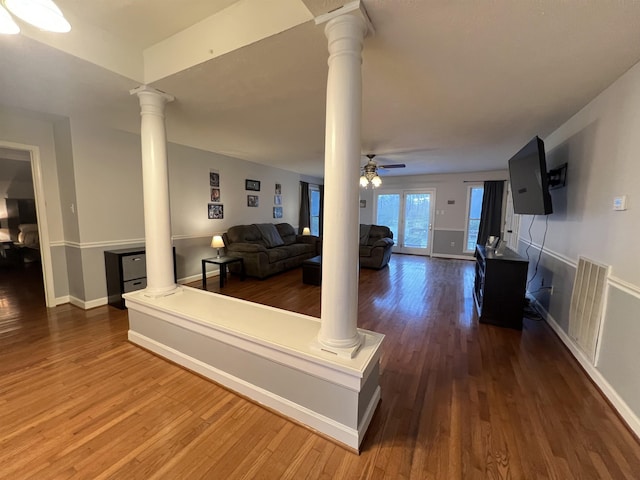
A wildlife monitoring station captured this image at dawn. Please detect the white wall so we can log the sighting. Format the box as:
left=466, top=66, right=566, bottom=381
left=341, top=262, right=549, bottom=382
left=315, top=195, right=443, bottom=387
left=360, top=170, right=509, bottom=256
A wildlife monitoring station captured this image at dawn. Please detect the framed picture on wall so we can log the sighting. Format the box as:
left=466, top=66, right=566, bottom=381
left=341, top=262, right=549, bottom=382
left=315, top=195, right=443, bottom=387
left=275, top=183, right=281, bottom=194
left=273, top=206, right=283, bottom=219
left=208, top=203, right=223, bottom=219
left=247, top=195, right=259, bottom=207
left=210, top=171, right=220, bottom=187
left=211, top=188, right=221, bottom=202
left=274, top=195, right=282, bottom=205
left=245, top=179, right=260, bottom=191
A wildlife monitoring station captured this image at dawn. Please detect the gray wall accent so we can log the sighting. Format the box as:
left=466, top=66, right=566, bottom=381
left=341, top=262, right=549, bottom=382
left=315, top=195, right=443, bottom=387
left=518, top=240, right=575, bottom=333
left=130, top=310, right=366, bottom=429
left=65, top=246, right=85, bottom=300
left=597, top=287, right=640, bottom=417
left=433, top=230, right=472, bottom=257
left=174, top=236, right=218, bottom=281
left=50, top=245, right=69, bottom=298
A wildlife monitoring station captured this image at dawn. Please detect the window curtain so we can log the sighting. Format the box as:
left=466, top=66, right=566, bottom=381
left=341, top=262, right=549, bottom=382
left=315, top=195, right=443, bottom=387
left=477, top=180, right=505, bottom=246
left=318, top=185, right=324, bottom=236
left=298, top=181, right=310, bottom=234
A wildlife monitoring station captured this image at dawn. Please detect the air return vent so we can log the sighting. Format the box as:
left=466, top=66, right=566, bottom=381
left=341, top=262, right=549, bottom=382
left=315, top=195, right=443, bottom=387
left=569, top=256, right=609, bottom=363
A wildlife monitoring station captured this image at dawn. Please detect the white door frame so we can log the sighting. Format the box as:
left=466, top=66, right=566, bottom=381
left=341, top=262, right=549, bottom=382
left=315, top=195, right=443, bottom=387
left=0, top=140, right=56, bottom=307
left=374, top=188, right=436, bottom=256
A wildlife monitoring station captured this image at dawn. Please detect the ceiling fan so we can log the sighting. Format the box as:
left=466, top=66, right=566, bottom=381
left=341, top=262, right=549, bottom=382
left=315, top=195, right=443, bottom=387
left=365, top=154, right=406, bottom=170
left=359, top=154, right=406, bottom=188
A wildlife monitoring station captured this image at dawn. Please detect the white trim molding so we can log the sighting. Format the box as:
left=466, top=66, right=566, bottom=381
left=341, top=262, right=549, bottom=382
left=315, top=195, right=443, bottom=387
left=517, top=238, right=577, bottom=268
left=70, top=296, right=108, bottom=310
left=608, top=275, right=640, bottom=299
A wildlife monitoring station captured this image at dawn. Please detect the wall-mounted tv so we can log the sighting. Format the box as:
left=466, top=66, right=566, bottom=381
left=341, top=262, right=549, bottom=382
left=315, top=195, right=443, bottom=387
left=508, top=136, right=553, bottom=215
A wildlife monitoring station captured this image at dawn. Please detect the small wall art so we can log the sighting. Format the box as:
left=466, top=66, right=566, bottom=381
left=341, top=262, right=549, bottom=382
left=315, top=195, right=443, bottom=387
left=210, top=171, right=220, bottom=187
left=211, top=188, right=221, bottom=202
left=247, top=195, right=259, bottom=207
left=275, top=183, right=281, bottom=194
left=274, top=195, right=282, bottom=205
left=245, top=179, right=260, bottom=191
left=273, top=206, right=283, bottom=219
left=208, top=204, right=223, bottom=219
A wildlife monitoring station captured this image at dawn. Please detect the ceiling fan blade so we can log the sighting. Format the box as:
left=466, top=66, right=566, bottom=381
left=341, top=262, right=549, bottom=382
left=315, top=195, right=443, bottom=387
left=378, top=163, right=406, bottom=169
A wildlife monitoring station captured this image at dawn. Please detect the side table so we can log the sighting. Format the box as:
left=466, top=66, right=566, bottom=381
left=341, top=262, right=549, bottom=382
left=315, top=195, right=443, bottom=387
left=202, top=256, right=245, bottom=289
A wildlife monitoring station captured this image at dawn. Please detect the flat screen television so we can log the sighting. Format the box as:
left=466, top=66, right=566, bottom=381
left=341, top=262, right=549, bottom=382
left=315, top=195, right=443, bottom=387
left=508, top=136, right=553, bottom=215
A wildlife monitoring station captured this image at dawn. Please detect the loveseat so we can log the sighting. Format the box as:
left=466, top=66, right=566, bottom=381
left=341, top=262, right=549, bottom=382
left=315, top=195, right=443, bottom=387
left=223, top=223, right=320, bottom=279
left=359, top=224, right=394, bottom=269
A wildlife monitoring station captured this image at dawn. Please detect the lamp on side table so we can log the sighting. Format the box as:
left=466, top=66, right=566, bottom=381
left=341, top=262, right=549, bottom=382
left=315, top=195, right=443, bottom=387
left=211, top=235, right=224, bottom=258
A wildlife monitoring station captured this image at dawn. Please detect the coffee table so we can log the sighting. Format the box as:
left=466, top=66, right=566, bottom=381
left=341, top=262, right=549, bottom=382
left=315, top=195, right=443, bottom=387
left=302, top=255, right=321, bottom=286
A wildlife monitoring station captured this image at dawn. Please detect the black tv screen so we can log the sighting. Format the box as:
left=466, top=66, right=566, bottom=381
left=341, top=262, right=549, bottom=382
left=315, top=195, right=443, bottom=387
left=508, top=136, right=553, bottom=215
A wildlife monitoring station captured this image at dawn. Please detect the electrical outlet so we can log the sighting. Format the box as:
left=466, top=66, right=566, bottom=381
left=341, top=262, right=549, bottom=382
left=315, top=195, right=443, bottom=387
left=450, top=241, right=455, bottom=247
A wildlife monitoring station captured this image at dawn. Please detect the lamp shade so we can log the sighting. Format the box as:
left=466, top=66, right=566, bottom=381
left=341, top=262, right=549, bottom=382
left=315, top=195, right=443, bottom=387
left=302, top=227, right=311, bottom=236
left=211, top=235, right=224, bottom=248
left=4, top=0, right=71, bottom=33
left=0, top=5, right=19, bottom=33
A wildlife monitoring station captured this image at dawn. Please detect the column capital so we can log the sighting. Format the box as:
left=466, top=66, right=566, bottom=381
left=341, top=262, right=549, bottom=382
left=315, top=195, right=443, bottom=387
left=130, top=85, right=175, bottom=103
left=314, top=0, right=374, bottom=36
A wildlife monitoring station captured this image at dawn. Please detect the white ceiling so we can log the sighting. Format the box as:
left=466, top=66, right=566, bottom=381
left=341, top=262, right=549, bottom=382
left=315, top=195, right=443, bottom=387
left=2, top=0, right=640, bottom=178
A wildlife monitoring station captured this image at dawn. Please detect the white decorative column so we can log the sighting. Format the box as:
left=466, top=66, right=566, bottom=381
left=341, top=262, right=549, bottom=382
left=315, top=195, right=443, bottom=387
left=130, top=85, right=177, bottom=297
left=316, top=4, right=371, bottom=358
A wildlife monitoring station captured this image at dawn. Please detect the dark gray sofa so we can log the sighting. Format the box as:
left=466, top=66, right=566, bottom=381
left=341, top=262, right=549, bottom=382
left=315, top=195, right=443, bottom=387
left=223, top=223, right=319, bottom=279
left=359, top=224, right=394, bottom=269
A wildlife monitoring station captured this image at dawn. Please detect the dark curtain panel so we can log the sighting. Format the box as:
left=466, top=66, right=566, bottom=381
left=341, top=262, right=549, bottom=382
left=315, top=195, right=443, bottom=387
left=298, top=181, right=310, bottom=234
left=477, top=180, right=505, bottom=246
left=318, top=185, right=324, bottom=236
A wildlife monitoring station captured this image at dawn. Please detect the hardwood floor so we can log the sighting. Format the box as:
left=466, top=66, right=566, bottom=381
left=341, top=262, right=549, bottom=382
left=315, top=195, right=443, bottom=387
left=1, top=255, right=640, bottom=479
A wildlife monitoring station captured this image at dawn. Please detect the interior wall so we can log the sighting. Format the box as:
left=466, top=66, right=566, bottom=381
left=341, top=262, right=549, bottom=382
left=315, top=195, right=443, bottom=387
left=523, top=59, right=640, bottom=436
left=359, top=170, right=508, bottom=257
left=0, top=106, right=69, bottom=300
left=64, top=119, right=308, bottom=304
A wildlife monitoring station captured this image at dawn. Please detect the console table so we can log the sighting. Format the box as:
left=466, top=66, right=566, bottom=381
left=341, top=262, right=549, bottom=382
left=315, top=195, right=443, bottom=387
left=473, top=244, right=529, bottom=329
left=202, top=256, right=245, bottom=289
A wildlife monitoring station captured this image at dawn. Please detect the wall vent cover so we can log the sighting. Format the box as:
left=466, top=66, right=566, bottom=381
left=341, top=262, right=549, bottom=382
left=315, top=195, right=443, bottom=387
left=569, top=256, right=609, bottom=363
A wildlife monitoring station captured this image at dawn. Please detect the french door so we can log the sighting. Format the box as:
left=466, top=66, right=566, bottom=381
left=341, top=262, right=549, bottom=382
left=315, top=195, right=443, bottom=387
left=374, top=189, right=436, bottom=255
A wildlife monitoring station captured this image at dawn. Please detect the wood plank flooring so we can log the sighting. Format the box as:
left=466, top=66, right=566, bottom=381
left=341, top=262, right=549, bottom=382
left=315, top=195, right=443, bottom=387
left=1, top=255, right=640, bottom=479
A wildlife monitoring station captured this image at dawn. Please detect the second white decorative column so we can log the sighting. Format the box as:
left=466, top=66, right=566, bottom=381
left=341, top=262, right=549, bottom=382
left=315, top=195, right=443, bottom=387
left=317, top=8, right=369, bottom=357
left=130, top=85, right=177, bottom=297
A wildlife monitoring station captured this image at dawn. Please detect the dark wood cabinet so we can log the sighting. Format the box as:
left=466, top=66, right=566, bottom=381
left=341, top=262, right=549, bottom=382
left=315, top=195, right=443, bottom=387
left=104, top=247, right=176, bottom=309
left=473, top=244, right=529, bottom=329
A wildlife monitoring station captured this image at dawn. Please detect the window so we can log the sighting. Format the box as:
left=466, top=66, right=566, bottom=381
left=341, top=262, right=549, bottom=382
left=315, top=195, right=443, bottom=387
left=310, top=186, right=321, bottom=236
left=465, top=186, right=484, bottom=252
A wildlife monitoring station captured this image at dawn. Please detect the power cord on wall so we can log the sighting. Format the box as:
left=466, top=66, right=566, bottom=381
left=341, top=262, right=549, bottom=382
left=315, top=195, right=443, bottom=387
left=526, top=215, right=549, bottom=290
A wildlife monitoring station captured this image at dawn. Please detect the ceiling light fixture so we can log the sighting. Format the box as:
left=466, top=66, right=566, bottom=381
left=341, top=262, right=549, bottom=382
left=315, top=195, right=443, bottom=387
left=0, top=4, right=19, bottom=33
left=359, top=159, right=382, bottom=188
left=3, top=0, right=71, bottom=33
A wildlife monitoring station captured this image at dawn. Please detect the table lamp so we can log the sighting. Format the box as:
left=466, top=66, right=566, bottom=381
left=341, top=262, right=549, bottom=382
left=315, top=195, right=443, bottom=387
left=302, top=227, right=311, bottom=236
left=211, top=235, right=225, bottom=258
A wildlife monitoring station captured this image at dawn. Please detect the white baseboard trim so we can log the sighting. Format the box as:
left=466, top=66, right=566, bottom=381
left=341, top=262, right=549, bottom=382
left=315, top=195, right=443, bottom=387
left=128, top=331, right=364, bottom=450
left=55, top=295, right=70, bottom=306
left=69, top=296, right=108, bottom=310
left=531, top=297, right=640, bottom=440
left=178, top=271, right=219, bottom=285
left=431, top=253, right=474, bottom=261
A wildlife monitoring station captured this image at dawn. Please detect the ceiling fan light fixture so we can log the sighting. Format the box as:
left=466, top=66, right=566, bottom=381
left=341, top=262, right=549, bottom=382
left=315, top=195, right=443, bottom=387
left=359, top=175, right=369, bottom=187
left=0, top=4, right=19, bottom=33
left=4, top=0, right=71, bottom=33
left=371, top=175, right=382, bottom=188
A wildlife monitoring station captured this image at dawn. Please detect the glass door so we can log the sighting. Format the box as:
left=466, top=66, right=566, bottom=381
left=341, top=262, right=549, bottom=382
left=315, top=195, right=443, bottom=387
left=375, top=189, right=435, bottom=255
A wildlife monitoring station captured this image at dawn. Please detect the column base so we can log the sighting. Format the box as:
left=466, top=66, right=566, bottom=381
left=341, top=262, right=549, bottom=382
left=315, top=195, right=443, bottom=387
left=143, top=284, right=181, bottom=298
left=311, top=333, right=364, bottom=359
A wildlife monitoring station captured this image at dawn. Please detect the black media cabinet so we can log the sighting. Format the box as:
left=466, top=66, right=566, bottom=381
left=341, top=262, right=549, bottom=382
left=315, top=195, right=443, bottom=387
left=473, top=244, right=529, bottom=329
left=104, top=247, right=176, bottom=309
